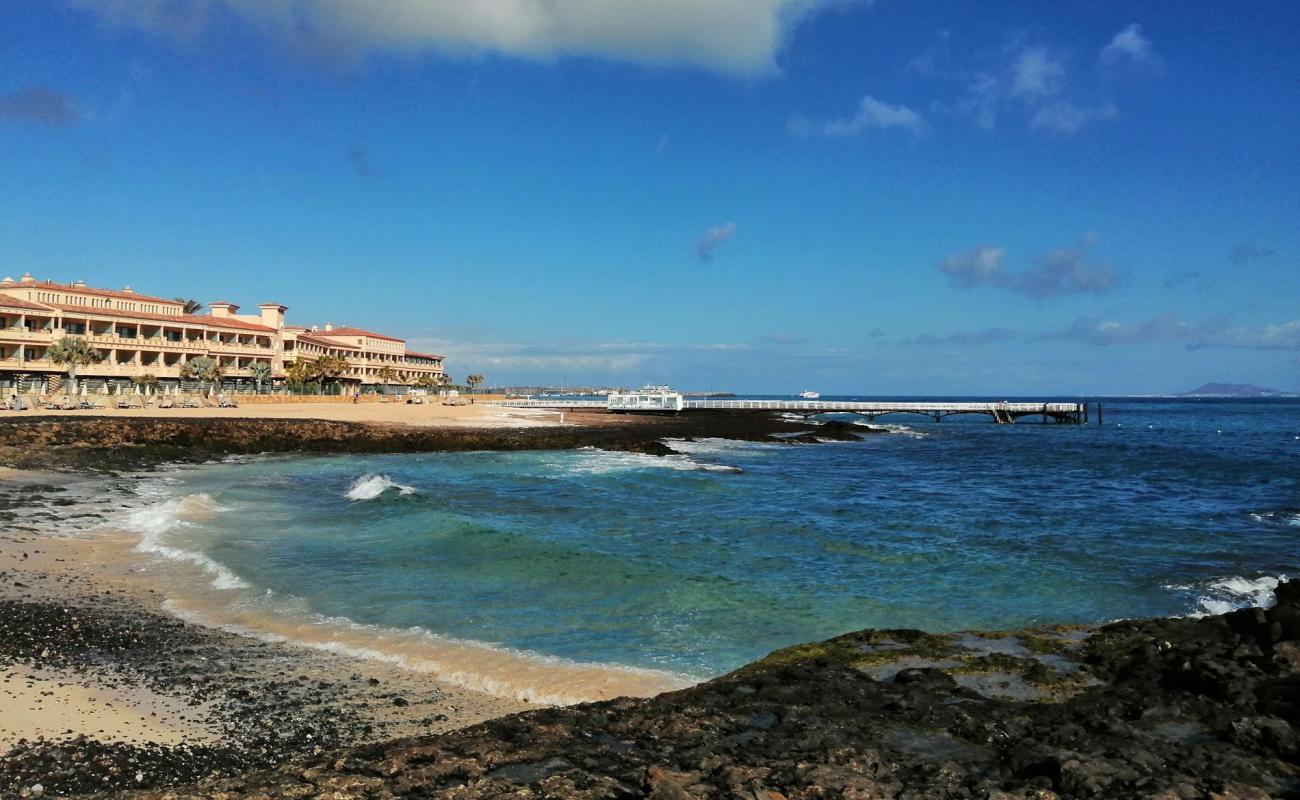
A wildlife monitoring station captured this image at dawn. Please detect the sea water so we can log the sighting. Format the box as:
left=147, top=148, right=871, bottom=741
left=110, top=397, right=1298, bottom=696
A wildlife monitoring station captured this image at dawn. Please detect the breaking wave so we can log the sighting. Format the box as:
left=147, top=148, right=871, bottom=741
left=125, top=491, right=250, bottom=591
left=345, top=474, right=419, bottom=501
left=554, top=447, right=742, bottom=475
left=1171, top=574, right=1288, bottom=617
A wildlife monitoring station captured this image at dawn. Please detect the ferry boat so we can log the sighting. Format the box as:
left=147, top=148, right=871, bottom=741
left=607, top=385, right=685, bottom=413
left=799, top=390, right=821, bottom=399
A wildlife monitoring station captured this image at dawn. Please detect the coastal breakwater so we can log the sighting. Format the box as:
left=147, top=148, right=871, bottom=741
left=0, top=412, right=863, bottom=472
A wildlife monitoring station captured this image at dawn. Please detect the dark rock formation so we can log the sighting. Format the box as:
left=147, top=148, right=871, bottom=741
left=0, top=412, right=870, bottom=472
left=59, top=582, right=1300, bottom=799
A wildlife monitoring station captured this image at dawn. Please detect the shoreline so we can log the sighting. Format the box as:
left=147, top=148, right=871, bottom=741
left=2, top=414, right=1297, bottom=797
left=0, top=411, right=852, bottom=796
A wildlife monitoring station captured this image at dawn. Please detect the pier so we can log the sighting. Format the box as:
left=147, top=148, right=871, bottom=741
left=487, top=398, right=1094, bottom=424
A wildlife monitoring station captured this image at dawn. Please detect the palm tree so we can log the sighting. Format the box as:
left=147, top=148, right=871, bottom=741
left=248, top=362, right=273, bottom=393
left=375, top=365, right=400, bottom=395
left=466, top=373, right=485, bottom=393
left=176, top=298, right=204, bottom=315
left=180, top=356, right=223, bottom=394
left=132, top=373, right=160, bottom=395
left=48, top=336, right=103, bottom=395
left=311, top=354, right=351, bottom=393
left=413, top=374, right=438, bottom=393
left=285, top=360, right=313, bottom=389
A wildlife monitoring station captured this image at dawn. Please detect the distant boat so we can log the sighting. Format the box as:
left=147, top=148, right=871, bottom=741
left=799, top=390, right=820, bottom=399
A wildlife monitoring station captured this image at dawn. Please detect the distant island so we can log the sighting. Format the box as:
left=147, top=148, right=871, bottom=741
left=1178, top=382, right=1298, bottom=398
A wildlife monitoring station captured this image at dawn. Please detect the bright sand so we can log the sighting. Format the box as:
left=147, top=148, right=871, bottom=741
left=8, top=400, right=567, bottom=429
left=0, top=663, right=207, bottom=751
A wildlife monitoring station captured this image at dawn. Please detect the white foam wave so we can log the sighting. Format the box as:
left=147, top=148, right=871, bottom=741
left=125, top=492, right=250, bottom=591
left=345, top=474, right=418, bottom=501
left=558, top=448, right=742, bottom=475
left=1176, top=573, right=1288, bottom=617
left=663, top=437, right=782, bottom=456
left=852, top=421, right=928, bottom=438
left=1249, top=511, right=1300, bottom=527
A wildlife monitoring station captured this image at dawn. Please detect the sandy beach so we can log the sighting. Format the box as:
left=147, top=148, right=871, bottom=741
left=6, top=399, right=568, bottom=429
left=0, top=484, right=535, bottom=795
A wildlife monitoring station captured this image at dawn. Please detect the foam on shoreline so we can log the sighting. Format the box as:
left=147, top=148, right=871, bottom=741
left=109, top=477, right=693, bottom=706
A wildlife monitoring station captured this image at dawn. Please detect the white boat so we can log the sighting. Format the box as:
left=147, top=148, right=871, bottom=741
left=799, top=390, right=820, bottom=399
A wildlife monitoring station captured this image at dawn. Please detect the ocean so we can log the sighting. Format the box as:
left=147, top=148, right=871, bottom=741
left=103, top=397, right=1298, bottom=701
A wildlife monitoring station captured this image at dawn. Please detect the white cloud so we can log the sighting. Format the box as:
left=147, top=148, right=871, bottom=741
left=940, top=235, right=1124, bottom=297
left=1049, top=314, right=1300, bottom=351
left=68, top=0, right=842, bottom=74
left=407, top=335, right=755, bottom=379
left=1030, top=100, right=1117, bottom=134
left=696, top=222, right=738, bottom=262
left=1100, top=23, right=1155, bottom=66
left=1196, top=320, right=1300, bottom=351
left=789, top=95, right=926, bottom=137
left=1010, top=46, right=1065, bottom=98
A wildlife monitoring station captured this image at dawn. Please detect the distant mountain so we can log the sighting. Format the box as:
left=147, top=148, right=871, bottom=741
left=1178, top=383, right=1297, bottom=398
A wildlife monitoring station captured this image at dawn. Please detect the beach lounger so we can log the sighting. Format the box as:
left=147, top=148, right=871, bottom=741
left=78, top=399, right=104, bottom=410
left=157, top=397, right=174, bottom=409
left=218, top=398, right=239, bottom=408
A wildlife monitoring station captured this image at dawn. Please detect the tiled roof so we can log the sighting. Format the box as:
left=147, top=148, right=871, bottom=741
left=1, top=279, right=178, bottom=306
left=0, top=293, right=56, bottom=312
left=296, top=333, right=361, bottom=350
left=320, top=326, right=404, bottom=342
left=46, top=303, right=276, bottom=332
left=405, top=350, right=444, bottom=361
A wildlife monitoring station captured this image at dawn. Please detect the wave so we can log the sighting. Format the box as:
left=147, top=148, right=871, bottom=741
left=557, top=447, right=742, bottom=475
left=1249, top=510, right=1300, bottom=528
left=125, top=492, right=250, bottom=591
left=1171, top=573, right=1288, bottom=617
left=663, top=437, right=782, bottom=456
left=158, top=598, right=693, bottom=706
left=345, top=474, right=419, bottom=501
left=851, top=421, right=928, bottom=438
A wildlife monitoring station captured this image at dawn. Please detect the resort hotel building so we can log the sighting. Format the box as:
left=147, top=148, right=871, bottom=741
left=0, top=273, right=444, bottom=394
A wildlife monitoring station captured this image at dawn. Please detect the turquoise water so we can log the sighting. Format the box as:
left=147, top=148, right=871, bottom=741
left=122, top=398, right=1299, bottom=680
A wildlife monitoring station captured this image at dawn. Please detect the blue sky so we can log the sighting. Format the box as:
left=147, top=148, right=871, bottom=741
left=2, top=0, right=1297, bottom=394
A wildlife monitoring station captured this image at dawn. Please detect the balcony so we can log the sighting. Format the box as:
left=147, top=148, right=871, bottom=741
left=0, top=328, right=55, bottom=342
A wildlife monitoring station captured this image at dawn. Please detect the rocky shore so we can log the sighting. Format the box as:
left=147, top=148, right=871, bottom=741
left=1, top=414, right=1296, bottom=798
left=0, top=412, right=866, bottom=473
left=7, top=566, right=1298, bottom=799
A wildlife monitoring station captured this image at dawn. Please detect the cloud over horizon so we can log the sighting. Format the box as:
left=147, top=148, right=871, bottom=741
left=901, top=328, right=1018, bottom=346
left=939, top=235, right=1124, bottom=297
left=1048, top=314, right=1300, bottom=351
left=67, top=0, right=844, bottom=74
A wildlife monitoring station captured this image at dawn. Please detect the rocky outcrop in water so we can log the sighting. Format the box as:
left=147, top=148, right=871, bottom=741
left=0, top=414, right=867, bottom=472
left=53, top=581, right=1298, bottom=799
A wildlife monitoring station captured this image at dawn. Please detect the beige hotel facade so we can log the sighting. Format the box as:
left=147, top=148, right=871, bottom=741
left=0, top=273, right=444, bottom=393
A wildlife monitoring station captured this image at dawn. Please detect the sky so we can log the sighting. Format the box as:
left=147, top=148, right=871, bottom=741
left=1, top=0, right=1297, bottom=394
